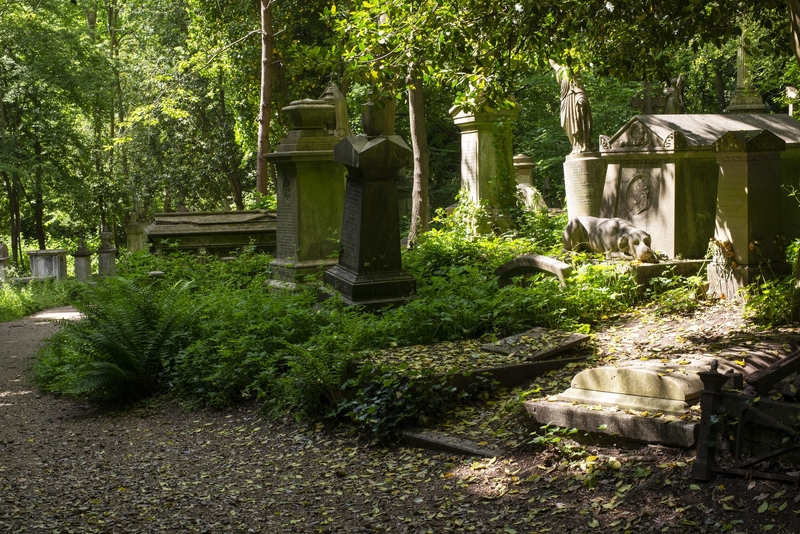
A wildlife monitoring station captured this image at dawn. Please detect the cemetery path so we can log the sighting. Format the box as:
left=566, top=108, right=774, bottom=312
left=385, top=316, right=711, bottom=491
left=2, top=304, right=800, bottom=533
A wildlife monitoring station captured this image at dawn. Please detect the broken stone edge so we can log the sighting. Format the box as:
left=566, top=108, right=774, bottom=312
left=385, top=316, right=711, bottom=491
left=525, top=399, right=697, bottom=448
left=400, top=430, right=506, bottom=458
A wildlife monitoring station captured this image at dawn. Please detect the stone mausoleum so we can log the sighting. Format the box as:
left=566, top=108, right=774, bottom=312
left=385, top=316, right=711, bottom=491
left=566, top=114, right=800, bottom=260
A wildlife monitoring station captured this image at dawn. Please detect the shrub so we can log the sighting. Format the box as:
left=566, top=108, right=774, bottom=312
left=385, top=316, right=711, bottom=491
left=337, top=363, right=496, bottom=442
left=35, top=278, right=199, bottom=402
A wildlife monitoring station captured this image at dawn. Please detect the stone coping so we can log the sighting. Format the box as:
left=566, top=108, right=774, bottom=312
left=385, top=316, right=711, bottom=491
left=26, top=249, right=68, bottom=256
left=525, top=399, right=698, bottom=448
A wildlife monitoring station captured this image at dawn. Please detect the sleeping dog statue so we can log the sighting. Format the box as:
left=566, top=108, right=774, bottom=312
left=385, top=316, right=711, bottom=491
left=563, top=216, right=659, bottom=263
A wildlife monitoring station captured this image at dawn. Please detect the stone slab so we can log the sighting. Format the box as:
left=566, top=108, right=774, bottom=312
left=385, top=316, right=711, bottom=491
left=557, top=388, right=693, bottom=414
left=145, top=210, right=277, bottom=256
left=400, top=430, right=506, bottom=458
left=480, top=327, right=589, bottom=361
left=525, top=399, right=697, bottom=447
left=568, top=365, right=703, bottom=401
left=445, top=356, right=587, bottom=389
left=495, top=255, right=573, bottom=288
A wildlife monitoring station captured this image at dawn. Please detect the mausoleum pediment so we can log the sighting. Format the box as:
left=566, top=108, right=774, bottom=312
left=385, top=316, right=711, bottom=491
left=600, top=114, right=800, bottom=153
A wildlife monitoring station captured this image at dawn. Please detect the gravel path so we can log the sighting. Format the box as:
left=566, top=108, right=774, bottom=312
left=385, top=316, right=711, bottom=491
left=3, top=305, right=800, bottom=533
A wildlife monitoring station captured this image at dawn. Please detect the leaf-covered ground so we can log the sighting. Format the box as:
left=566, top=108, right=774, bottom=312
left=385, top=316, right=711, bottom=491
left=3, top=303, right=800, bottom=533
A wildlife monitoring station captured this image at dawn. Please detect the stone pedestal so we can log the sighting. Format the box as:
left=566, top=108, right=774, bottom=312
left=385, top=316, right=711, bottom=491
left=97, top=229, right=117, bottom=277
left=564, top=151, right=605, bottom=218
left=513, top=154, right=546, bottom=210
left=0, top=242, right=9, bottom=282
left=72, top=240, right=92, bottom=281
left=708, top=130, right=786, bottom=297
left=321, top=102, right=416, bottom=310
left=267, top=99, right=346, bottom=287
left=27, top=250, right=68, bottom=280
left=125, top=212, right=149, bottom=253
left=451, top=106, right=520, bottom=228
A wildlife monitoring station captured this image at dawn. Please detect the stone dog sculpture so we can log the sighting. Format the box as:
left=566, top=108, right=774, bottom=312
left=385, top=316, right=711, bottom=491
left=563, top=216, right=659, bottom=263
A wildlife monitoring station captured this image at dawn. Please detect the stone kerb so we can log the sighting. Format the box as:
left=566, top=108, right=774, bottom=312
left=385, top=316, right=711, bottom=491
left=267, top=99, right=346, bottom=286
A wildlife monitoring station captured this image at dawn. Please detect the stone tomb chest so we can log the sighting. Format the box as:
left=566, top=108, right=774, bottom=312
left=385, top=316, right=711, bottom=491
left=598, top=114, right=800, bottom=259
left=144, top=210, right=277, bottom=256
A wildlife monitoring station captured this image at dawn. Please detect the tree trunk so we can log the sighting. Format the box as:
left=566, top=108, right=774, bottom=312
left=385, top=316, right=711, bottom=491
left=218, top=73, right=244, bottom=210
left=406, top=74, right=430, bottom=248
left=256, top=0, right=274, bottom=195
left=32, top=138, right=46, bottom=250
left=2, top=171, right=21, bottom=267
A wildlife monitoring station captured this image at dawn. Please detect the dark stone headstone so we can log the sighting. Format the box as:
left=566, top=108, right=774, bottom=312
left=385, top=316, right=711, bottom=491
left=321, top=102, right=416, bottom=310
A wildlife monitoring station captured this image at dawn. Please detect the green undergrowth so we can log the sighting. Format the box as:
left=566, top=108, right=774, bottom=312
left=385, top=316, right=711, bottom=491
left=32, top=212, right=726, bottom=440
left=744, top=238, right=800, bottom=326
left=0, top=278, right=77, bottom=323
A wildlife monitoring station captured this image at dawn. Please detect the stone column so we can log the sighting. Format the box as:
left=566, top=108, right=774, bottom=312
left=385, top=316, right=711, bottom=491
left=709, top=129, right=787, bottom=297
left=320, top=101, right=416, bottom=310
left=451, top=105, right=520, bottom=229
left=72, top=239, right=93, bottom=281
left=125, top=212, right=149, bottom=253
left=97, top=227, right=117, bottom=277
left=0, top=242, right=9, bottom=282
left=266, top=99, right=347, bottom=287
left=27, top=250, right=68, bottom=280
left=513, top=154, right=546, bottom=210
left=563, top=152, right=605, bottom=218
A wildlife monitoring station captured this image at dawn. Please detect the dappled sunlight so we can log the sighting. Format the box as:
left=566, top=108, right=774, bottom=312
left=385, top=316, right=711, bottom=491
left=30, top=308, right=82, bottom=321
left=0, top=390, right=33, bottom=397
left=448, top=456, right=526, bottom=500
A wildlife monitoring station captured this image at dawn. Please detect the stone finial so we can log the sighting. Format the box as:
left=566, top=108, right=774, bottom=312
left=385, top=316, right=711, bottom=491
left=99, top=227, right=114, bottom=251
left=360, top=100, right=389, bottom=137
left=75, top=239, right=90, bottom=255
left=281, top=99, right=335, bottom=131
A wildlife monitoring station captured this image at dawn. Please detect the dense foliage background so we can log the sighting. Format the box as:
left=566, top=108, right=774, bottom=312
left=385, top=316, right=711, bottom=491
left=2, top=0, right=798, bottom=270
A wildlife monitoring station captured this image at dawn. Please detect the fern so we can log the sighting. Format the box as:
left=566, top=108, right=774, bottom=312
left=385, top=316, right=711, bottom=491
left=276, top=343, right=357, bottom=414
left=35, top=278, right=199, bottom=402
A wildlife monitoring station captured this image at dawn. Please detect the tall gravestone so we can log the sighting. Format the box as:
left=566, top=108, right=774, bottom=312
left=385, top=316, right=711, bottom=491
left=97, top=228, right=117, bottom=277
left=709, top=129, right=787, bottom=296
left=320, top=101, right=416, bottom=310
left=266, top=99, right=346, bottom=287
left=125, top=211, right=149, bottom=253
left=73, top=239, right=92, bottom=281
left=0, top=242, right=9, bottom=282
left=451, top=105, right=519, bottom=229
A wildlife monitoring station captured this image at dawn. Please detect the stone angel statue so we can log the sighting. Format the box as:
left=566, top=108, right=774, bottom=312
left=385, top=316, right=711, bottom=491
left=550, top=60, right=594, bottom=154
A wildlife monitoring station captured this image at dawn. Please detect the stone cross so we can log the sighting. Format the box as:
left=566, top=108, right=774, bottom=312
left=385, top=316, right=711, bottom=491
left=726, top=31, right=767, bottom=113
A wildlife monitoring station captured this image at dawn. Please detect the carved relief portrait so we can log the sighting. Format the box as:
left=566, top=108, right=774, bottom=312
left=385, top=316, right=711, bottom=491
left=625, top=174, right=653, bottom=216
